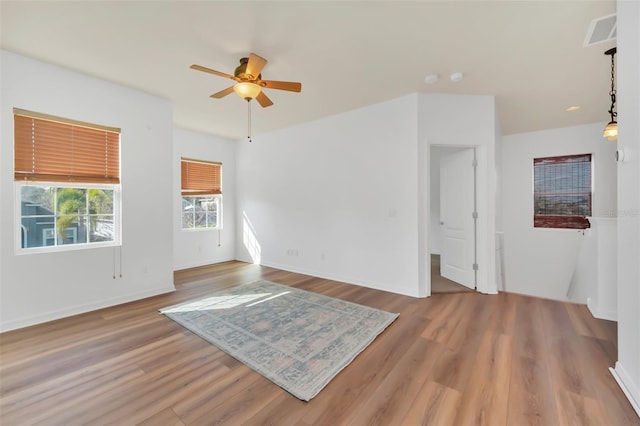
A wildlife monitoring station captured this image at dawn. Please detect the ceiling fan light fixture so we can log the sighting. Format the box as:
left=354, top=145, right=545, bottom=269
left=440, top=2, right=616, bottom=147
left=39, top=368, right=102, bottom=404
left=233, top=82, right=261, bottom=100
left=603, top=121, right=618, bottom=141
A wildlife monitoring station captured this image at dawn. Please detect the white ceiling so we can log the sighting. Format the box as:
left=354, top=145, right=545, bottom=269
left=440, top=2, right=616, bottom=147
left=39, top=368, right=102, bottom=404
left=1, top=1, right=616, bottom=140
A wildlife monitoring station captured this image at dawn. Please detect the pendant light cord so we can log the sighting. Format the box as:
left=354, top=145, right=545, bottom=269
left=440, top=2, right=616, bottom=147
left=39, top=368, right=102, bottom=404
left=247, top=100, right=252, bottom=143
left=608, top=49, right=617, bottom=122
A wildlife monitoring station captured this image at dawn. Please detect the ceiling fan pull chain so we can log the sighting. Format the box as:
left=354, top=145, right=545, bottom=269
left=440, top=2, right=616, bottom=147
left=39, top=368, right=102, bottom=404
left=247, top=99, right=252, bottom=143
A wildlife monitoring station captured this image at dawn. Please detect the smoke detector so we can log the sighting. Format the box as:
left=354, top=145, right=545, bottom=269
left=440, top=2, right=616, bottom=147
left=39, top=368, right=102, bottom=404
left=450, top=72, right=464, bottom=83
left=424, top=74, right=439, bottom=84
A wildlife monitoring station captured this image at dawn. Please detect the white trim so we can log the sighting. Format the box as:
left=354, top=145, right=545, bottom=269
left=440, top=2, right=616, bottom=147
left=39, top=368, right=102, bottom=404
left=174, top=257, right=235, bottom=271
left=0, top=285, right=175, bottom=333
left=426, top=143, right=498, bottom=296
left=610, top=362, right=640, bottom=418
left=258, top=259, right=422, bottom=298
left=181, top=194, right=222, bottom=230
left=587, top=297, right=618, bottom=322
left=15, top=181, right=121, bottom=254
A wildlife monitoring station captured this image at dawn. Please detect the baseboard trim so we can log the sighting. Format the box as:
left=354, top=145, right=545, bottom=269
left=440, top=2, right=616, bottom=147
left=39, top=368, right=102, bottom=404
left=174, top=257, right=235, bottom=271
left=587, top=297, right=597, bottom=317
left=0, top=285, right=176, bottom=333
left=587, top=297, right=618, bottom=321
left=259, top=260, right=420, bottom=298
left=610, top=362, right=640, bottom=418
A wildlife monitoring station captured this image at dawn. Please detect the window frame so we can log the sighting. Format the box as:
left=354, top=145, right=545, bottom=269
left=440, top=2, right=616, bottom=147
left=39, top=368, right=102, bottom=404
left=13, top=109, right=121, bottom=254
left=15, top=181, right=122, bottom=254
left=180, top=158, right=223, bottom=231
left=533, top=153, right=593, bottom=230
left=181, top=194, right=223, bottom=231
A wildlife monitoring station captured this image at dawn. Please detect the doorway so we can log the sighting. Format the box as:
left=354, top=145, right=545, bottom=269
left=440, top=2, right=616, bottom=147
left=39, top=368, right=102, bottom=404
left=430, top=146, right=477, bottom=292
left=430, top=254, right=474, bottom=293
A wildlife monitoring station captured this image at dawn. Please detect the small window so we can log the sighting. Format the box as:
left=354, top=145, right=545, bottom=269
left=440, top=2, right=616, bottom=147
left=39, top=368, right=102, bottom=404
left=181, top=158, right=222, bottom=230
left=14, top=109, right=121, bottom=252
left=533, top=153, right=592, bottom=229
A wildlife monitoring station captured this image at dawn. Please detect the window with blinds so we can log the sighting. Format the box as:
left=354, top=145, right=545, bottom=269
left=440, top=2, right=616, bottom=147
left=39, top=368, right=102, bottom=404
left=14, top=109, right=121, bottom=252
left=533, top=153, right=592, bottom=229
left=181, top=158, right=221, bottom=196
left=181, top=158, right=222, bottom=230
left=14, top=109, right=120, bottom=184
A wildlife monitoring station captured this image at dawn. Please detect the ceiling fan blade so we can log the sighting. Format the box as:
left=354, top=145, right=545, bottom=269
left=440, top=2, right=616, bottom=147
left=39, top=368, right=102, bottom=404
left=261, top=80, right=302, bottom=92
left=210, top=86, right=235, bottom=98
left=246, top=53, right=268, bottom=79
left=190, top=64, right=236, bottom=80
left=256, top=91, right=274, bottom=108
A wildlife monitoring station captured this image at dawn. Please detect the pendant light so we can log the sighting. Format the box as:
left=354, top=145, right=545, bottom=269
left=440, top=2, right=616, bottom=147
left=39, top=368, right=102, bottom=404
left=603, top=47, right=618, bottom=141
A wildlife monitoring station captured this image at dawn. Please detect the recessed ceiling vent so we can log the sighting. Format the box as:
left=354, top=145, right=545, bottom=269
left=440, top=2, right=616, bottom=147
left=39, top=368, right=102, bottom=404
left=584, top=13, right=617, bottom=47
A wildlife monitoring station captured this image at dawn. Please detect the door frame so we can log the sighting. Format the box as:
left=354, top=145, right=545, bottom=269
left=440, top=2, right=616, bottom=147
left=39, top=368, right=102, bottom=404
left=419, top=142, right=497, bottom=297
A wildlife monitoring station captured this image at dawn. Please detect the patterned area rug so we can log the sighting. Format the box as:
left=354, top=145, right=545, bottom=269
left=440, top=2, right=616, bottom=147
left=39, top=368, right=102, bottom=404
left=160, top=280, right=399, bottom=401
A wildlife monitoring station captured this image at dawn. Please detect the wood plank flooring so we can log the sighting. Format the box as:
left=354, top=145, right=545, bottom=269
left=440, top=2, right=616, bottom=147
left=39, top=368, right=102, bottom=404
left=1, top=261, right=638, bottom=425
left=430, top=254, right=473, bottom=294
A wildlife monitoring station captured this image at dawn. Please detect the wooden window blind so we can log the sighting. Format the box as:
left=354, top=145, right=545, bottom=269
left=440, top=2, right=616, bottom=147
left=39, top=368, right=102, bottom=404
left=533, top=153, right=592, bottom=229
left=181, top=158, right=222, bottom=196
left=14, top=109, right=120, bottom=184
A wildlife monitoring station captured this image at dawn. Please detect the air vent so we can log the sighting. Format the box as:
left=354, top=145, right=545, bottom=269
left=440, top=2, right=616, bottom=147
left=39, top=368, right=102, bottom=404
left=584, top=13, right=617, bottom=47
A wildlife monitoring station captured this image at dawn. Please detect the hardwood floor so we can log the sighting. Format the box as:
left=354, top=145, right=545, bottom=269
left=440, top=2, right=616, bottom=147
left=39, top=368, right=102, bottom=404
left=1, top=261, right=638, bottom=425
left=430, top=254, right=474, bottom=294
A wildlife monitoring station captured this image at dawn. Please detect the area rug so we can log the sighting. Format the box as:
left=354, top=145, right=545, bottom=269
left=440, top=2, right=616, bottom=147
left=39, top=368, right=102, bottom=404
left=160, top=280, right=399, bottom=401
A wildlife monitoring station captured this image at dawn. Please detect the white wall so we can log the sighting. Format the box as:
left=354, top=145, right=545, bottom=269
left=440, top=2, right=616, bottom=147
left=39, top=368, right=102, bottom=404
left=495, top=117, right=504, bottom=234
left=236, top=94, right=421, bottom=296
left=613, top=0, right=640, bottom=416
left=236, top=92, right=497, bottom=298
left=0, top=50, right=175, bottom=331
left=502, top=123, right=617, bottom=302
left=495, top=117, right=505, bottom=291
left=173, top=127, right=236, bottom=270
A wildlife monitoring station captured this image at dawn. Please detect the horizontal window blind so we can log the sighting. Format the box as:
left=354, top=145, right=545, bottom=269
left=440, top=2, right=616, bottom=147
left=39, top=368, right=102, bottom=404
left=533, top=153, right=591, bottom=229
left=181, top=158, right=222, bottom=196
left=14, top=109, right=120, bottom=184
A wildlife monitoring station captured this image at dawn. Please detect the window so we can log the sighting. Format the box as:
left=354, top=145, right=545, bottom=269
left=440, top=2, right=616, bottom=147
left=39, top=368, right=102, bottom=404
left=14, top=109, right=120, bottom=252
left=533, top=153, right=592, bottom=229
left=181, top=158, right=222, bottom=230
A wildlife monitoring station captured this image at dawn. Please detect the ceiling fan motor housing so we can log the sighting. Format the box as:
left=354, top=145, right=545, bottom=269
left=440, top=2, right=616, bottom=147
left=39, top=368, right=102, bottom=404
left=235, top=57, right=261, bottom=81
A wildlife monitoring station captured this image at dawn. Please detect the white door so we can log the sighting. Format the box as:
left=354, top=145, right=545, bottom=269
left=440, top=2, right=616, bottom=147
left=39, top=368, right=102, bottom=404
left=440, top=148, right=476, bottom=289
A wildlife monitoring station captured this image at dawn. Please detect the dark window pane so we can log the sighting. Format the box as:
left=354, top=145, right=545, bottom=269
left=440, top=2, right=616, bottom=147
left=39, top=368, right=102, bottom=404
left=21, top=216, right=54, bottom=248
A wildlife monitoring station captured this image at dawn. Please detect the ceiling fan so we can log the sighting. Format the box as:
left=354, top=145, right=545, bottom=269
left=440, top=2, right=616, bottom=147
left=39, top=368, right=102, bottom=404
left=190, top=53, right=302, bottom=107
